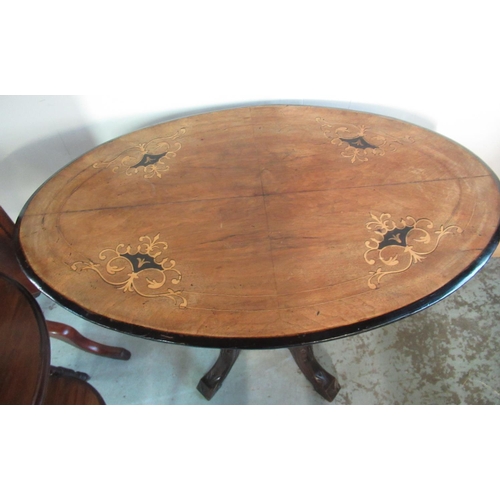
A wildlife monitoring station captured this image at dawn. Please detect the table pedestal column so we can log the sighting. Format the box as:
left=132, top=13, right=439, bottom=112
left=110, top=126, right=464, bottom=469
left=197, top=345, right=341, bottom=402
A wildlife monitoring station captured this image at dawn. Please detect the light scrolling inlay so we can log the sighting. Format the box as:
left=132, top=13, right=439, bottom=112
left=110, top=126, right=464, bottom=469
left=317, top=118, right=414, bottom=163
left=71, top=234, right=187, bottom=307
left=364, top=213, right=463, bottom=289
left=91, top=128, right=186, bottom=178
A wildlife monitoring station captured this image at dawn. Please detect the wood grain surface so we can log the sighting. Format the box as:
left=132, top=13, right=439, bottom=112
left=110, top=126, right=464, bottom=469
left=0, top=273, right=105, bottom=405
left=44, top=374, right=105, bottom=405
left=0, top=274, right=50, bottom=404
left=16, top=106, right=500, bottom=348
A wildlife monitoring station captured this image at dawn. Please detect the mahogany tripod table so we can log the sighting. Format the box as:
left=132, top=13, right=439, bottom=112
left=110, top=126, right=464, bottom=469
left=15, top=105, right=500, bottom=402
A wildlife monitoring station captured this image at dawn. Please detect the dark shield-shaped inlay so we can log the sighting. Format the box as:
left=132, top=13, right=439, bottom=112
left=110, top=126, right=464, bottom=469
left=340, top=136, right=377, bottom=149
left=123, top=253, right=164, bottom=273
left=377, top=225, right=413, bottom=250
left=130, top=152, right=167, bottom=169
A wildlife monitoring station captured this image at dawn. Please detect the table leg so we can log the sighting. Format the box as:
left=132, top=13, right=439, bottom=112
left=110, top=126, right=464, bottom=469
left=197, top=349, right=241, bottom=400
left=289, top=345, right=341, bottom=402
left=47, top=321, right=131, bottom=360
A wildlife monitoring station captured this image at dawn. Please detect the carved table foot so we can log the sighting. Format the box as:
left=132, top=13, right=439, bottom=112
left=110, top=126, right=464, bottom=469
left=50, top=365, right=90, bottom=382
left=197, top=349, right=241, bottom=400
left=289, top=345, right=341, bottom=402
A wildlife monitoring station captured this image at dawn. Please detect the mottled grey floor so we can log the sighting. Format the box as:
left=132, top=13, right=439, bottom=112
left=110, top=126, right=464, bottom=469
left=42, top=258, right=500, bottom=405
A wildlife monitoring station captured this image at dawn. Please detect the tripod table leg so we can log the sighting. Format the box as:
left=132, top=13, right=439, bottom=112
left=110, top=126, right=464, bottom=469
left=197, top=349, right=241, bottom=400
left=289, top=345, right=341, bottom=402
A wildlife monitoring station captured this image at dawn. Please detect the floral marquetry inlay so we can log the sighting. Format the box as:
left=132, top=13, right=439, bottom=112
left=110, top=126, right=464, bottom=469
left=364, top=213, right=463, bottom=289
left=71, top=234, right=187, bottom=307
left=316, top=118, right=414, bottom=163
left=91, top=129, right=186, bottom=178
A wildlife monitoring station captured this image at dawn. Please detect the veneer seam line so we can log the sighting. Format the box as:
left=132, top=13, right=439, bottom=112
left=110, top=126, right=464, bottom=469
left=23, top=174, right=491, bottom=217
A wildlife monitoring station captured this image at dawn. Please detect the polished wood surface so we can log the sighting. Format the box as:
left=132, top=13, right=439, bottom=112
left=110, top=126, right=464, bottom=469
left=44, top=372, right=105, bottom=405
left=0, top=273, right=49, bottom=404
left=0, top=273, right=105, bottom=405
left=16, top=106, right=500, bottom=348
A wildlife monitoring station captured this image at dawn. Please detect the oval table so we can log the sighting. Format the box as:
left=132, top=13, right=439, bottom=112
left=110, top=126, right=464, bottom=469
left=15, top=105, right=500, bottom=401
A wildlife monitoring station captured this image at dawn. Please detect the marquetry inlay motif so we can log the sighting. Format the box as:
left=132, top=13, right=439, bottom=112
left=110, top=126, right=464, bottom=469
left=91, top=129, right=186, bottom=178
left=364, top=213, right=463, bottom=289
left=316, top=118, right=414, bottom=163
left=71, top=234, right=187, bottom=307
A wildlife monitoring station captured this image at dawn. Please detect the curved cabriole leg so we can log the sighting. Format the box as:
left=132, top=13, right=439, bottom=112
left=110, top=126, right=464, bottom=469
left=47, top=321, right=131, bottom=360
left=289, top=345, right=341, bottom=402
left=197, top=349, right=241, bottom=400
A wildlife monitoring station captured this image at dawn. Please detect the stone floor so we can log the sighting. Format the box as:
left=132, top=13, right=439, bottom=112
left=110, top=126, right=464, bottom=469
left=41, top=257, right=500, bottom=405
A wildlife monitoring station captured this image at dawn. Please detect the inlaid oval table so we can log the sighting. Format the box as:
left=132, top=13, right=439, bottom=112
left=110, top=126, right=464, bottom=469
left=15, top=105, right=500, bottom=402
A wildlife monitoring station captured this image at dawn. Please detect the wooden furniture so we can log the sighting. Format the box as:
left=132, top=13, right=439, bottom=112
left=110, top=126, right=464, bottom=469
left=15, top=105, right=500, bottom=401
left=44, top=367, right=105, bottom=405
left=0, top=272, right=105, bottom=405
left=0, top=206, right=131, bottom=360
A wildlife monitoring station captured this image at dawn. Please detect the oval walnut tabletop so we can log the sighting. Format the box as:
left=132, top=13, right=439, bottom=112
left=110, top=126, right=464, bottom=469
left=15, top=106, right=500, bottom=352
